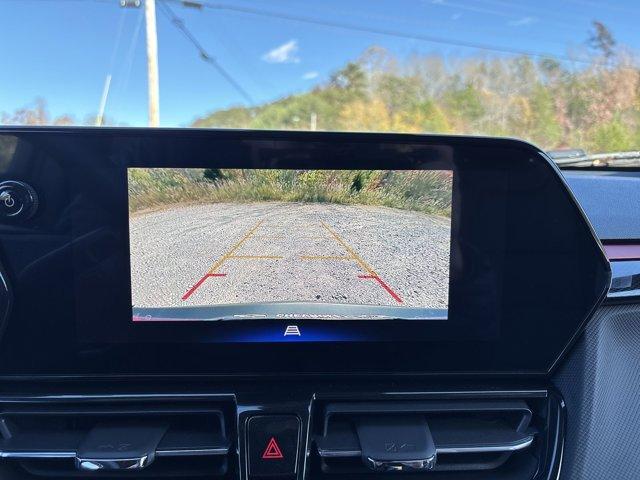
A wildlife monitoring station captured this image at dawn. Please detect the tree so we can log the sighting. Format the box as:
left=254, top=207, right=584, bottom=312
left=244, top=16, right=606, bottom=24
left=329, top=63, right=367, bottom=102
left=376, top=74, right=422, bottom=115
left=444, top=84, right=485, bottom=123
left=0, top=98, right=113, bottom=126
left=193, top=106, right=256, bottom=128
left=590, top=118, right=634, bottom=152
left=1, top=98, right=49, bottom=125
left=528, top=85, right=562, bottom=146
left=191, top=44, right=639, bottom=152
left=589, top=21, right=616, bottom=60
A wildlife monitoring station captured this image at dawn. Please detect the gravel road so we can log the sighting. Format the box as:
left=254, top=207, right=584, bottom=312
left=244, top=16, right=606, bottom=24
left=130, top=202, right=450, bottom=309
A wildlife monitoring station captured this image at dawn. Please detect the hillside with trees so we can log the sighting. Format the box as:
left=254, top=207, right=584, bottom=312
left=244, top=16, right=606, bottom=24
left=193, top=24, right=640, bottom=153
left=2, top=22, right=638, bottom=154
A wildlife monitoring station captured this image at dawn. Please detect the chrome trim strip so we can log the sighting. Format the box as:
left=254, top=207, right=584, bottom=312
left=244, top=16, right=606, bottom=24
left=1, top=451, right=76, bottom=459
left=317, top=435, right=534, bottom=458
left=0, top=393, right=235, bottom=403
left=317, top=448, right=361, bottom=458
left=0, top=447, right=229, bottom=461
left=365, top=453, right=436, bottom=472
left=437, top=436, right=534, bottom=454
left=156, top=447, right=229, bottom=456
left=76, top=455, right=151, bottom=471
left=608, top=260, right=640, bottom=299
left=0, top=390, right=547, bottom=403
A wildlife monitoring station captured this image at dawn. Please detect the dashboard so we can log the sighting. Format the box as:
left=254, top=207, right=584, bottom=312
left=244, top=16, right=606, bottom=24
left=0, top=127, right=623, bottom=480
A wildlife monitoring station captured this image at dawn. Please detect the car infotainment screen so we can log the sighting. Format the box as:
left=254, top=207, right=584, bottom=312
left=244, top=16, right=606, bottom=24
left=0, top=129, right=611, bottom=375
left=128, top=168, right=452, bottom=324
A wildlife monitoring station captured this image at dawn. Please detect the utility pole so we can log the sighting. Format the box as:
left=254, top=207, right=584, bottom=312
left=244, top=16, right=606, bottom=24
left=144, top=0, right=160, bottom=126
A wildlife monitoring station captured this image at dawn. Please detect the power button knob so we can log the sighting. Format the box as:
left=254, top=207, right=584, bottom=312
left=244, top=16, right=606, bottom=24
left=0, top=181, right=38, bottom=221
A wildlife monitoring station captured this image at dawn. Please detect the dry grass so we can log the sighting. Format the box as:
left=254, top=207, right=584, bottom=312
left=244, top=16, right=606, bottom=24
left=128, top=168, right=452, bottom=217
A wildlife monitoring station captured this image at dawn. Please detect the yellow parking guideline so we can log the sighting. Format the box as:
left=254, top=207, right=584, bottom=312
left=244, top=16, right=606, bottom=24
left=207, top=220, right=264, bottom=274
left=320, top=222, right=377, bottom=275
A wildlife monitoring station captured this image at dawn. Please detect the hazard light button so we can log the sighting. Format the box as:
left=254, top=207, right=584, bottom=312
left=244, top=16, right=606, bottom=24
left=248, top=415, right=300, bottom=477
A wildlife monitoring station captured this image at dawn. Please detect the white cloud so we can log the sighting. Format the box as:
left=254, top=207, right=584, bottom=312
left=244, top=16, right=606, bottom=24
left=508, top=16, right=537, bottom=27
left=451, top=13, right=462, bottom=20
left=302, top=71, right=319, bottom=80
left=262, top=39, right=300, bottom=63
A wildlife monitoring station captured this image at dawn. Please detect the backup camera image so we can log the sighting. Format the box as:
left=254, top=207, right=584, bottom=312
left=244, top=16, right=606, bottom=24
left=128, top=168, right=452, bottom=321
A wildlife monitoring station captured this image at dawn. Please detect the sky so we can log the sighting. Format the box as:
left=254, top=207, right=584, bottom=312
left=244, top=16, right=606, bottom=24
left=1, top=0, right=638, bottom=127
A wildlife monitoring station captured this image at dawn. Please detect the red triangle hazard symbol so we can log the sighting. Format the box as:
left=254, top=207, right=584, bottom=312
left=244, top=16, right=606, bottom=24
left=261, top=437, right=284, bottom=459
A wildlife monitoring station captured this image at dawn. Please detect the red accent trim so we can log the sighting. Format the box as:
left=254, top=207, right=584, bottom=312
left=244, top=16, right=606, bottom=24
left=181, top=273, right=227, bottom=300
left=357, top=274, right=403, bottom=303
left=603, top=244, right=640, bottom=261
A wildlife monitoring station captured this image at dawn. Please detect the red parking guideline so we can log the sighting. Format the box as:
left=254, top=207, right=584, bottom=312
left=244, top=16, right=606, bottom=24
left=358, top=274, right=403, bottom=303
left=181, top=273, right=227, bottom=301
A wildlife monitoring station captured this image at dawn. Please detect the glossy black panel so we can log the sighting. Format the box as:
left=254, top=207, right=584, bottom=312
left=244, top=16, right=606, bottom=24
left=0, top=382, right=564, bottom=480
left=0, top=128, right=609, bottom=377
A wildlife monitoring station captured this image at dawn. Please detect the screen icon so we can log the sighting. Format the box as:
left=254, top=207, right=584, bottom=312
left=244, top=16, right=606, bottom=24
left=1, top=191, right=15, bottom=208
left=284, top=325, right=301, bottom=336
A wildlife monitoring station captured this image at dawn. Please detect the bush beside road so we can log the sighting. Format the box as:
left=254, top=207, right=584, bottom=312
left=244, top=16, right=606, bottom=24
left=128, top=168, right=452, bottom=218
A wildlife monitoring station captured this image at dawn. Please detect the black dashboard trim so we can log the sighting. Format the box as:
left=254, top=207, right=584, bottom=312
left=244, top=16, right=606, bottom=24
left=0, top=127, right=611, bottom=378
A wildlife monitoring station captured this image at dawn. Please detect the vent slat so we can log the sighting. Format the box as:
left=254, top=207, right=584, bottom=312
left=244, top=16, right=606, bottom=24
left=0, top=400, right=234, bottom=477
left=314, top=400, right=537, bottom=474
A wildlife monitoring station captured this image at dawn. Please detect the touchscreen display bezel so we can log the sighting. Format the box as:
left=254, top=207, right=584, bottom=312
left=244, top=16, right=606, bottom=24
left=0, top=128, right=610, bottom=377
left=75, top=137, right=498, bottom=346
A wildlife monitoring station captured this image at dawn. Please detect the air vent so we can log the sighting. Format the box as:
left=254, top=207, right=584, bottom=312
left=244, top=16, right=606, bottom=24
left=0, top=398, right=236, bottom=479
left=311, top=396, right=562, bottom=479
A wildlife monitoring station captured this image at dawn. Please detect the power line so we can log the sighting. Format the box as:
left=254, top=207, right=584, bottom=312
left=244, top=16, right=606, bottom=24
left=204, top=13, right=275, bottom=93
left=233, top=0, right=578, bottom=51
left=441, top=0, right=578, bottom=33
left=157, top=0, right=255, bottom=104
left=32, top=0, right=633, bottom=69
left=171, top=0, right=608, bottom=67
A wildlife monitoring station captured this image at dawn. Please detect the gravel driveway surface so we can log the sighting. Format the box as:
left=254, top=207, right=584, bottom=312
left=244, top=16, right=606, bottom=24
left=130, top=202, right=450, bottom=308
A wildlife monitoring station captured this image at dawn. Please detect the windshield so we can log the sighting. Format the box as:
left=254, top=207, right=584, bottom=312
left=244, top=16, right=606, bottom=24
left=1, top=0, right=639, bottom=166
